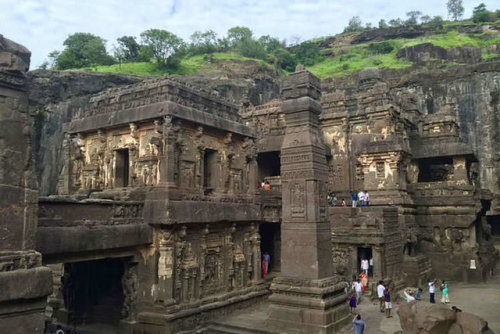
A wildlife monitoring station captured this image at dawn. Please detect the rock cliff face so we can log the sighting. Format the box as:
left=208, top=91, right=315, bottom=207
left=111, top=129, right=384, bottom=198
left=27, top=70, right=142, bottom=195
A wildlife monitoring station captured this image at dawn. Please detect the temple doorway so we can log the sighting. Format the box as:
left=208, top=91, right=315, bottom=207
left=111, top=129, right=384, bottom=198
left=357, top=246, right=373, bottom=277
left=259, top=223, right=281, bottom=274
left=62, top=258, right=125, bottom=331
left=257, top=151, right=281, bottom=181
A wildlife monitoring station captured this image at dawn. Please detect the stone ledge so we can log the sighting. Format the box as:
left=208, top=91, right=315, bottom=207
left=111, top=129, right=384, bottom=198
left=0, top=267, right=52, bottom=302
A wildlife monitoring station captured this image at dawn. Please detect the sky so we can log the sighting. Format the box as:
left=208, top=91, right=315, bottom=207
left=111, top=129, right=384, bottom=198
left=0, top=0, right=497, bottom=68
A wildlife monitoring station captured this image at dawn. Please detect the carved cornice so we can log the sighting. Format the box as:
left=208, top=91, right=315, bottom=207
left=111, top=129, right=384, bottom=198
left=0, top=69, right=25, bottom=90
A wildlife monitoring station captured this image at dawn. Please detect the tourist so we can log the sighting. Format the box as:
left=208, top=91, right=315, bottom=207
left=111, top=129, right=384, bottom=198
left=264, top=181, right=271, bottom=191
left=360, top=272, right=368, bottom=292
left=351, top=191, right=358, bottom=208
left=352, top=314, right=365, bottom=334
left=365, top=191, right=370, bottom=206
left=360, top=258, right=369, bottom=275
left=384, top=286, right=392, bottom=318
left=358, top=190, right=365, bottom=206
left=414, top=288, right=422, bottom=300
left=327, top=192, right=333, bottom=206
left=404, top=289, right=416, bottom=302
left=261, top=258, right=267, bottom=278
left=261, top=180, right=266, bottom=188
left=428, top=279, right=437, bottom=303
left=354, top=279, right=363, bottom=303
left=341, top=199, right=346, bottom=207
left=349, top=292, right=357, bottom=313
left=368, top=257, right=373, bottom=276
left=332, top=194, right=338, bottom=206
left=263, top=251, right=270, bottom=274
left=377, top=281, right=385, bottom=312
left=440, top=280, right=450, bottom=304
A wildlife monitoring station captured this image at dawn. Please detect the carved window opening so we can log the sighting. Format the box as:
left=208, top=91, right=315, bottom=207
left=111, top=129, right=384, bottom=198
left=115, top=149, right=129, bottom=187
left=259, top=223, right=281, bottom=274
left=376, top=161, right=385, bottom=178
left=257, top=151, right=281, bottom=181
left=417, top=157, right=453, bottom=182
left=203, top=149, right=217, bottom=192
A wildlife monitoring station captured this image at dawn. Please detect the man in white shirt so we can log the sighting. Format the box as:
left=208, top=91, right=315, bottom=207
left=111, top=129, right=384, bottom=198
left=358, top=191, right=365, bottom=206
left=361, top=259, right=369, bottom=275
left=429, top=279, right=437, bottom=303
left=377, top=281, right=385, bottom=312
left=354, top=279, right=363, bottom=303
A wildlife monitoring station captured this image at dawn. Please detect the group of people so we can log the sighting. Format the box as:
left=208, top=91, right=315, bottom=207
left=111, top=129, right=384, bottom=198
left=261, top=180, right=271, bottom=191
left=327, top=191, right=371, bottom=208
left=428, top=278, right=450, bottom=304
left=351, top=191, right=370, bottom=207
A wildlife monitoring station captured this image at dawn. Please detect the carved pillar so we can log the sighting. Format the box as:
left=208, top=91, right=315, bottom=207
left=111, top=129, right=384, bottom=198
left=245, top=139, right=258, bottom=195
left=0, top=35, right=52, bottom=334
left=226, top=223, right=236, bottom=291
left=157, top=229, right=175, bottom=305
left=372, top=246, right=384, bottom=280
left=159, top=115, right=178, bottom=188
left=268, top=69, right=349, bottom=333
left=251, top=223, right=262, bottom=283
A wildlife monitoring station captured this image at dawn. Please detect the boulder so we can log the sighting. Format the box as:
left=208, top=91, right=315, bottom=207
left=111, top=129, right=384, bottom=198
left=398, top=302, right=494, bottom=334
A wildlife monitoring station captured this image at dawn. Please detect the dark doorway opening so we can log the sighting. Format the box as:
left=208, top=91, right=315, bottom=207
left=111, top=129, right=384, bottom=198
left=417, top=157, right=453, bottom=182
left=63, top=258, right=125, bottom=329
left=357, top=246, right=373, bottom=277
left=259, top=223, right=281, bottom=275
left=204, top=149, right=218, bottom=193
left=115, top=149, right=129, bottom=187
left=488, top=215, right=500, bottom=236
left=257, top=151, right=281, bottom=181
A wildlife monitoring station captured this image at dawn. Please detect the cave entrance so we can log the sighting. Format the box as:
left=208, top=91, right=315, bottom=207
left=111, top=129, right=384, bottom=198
left=258, top=151, right=281, bottom=182
left=115, top=149, right=129, bottom=187
left=203, top=149, right=218, bottom=193
left=63, top=258, right=125, bottom=332
left=417, top=156, right=453, bottom=182
left=259, top=223, right=281, bottom=277
left=487, top=215, right=500, bottom=236
left=357, top=246, right=373, bottom=277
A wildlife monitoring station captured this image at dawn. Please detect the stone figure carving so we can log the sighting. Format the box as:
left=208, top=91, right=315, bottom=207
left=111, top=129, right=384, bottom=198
left=403, top=228, right=418, bottom=256
left=122, top=264, right=138, bottom=320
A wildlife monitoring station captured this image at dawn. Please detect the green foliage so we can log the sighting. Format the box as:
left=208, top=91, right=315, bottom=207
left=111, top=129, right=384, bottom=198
left=258, top=35, right=283, bottom=53
left=116, top=36, right=141, bottom=62
left=367, top=41, right=394, bottom=54
left=472, top=3, right=498, bottom=23
left=420, top=15, right=431, bottom=24
left=227, top=26, right=253, bottom=47
left=189, top=30, right=218, bottom=55
left=388, top=18, right=404, bottom=27
left=447, top=0, right=464, bottom=21
left=428, top=16, right=444, bottom=26
left=272, top=48, right=297, bottom=72
left=140, top=29, right=185, bottom=69
left=378, top=19, right=388, bottom=28
left=482, top=53, right=500, bottom=60
left=293, top=41, right=323, bottom=66
left=406, top=11, right=422, bottom=25
left=55, top=33, right=114, bottom=70
left=344, top=16, right=363, bottom=33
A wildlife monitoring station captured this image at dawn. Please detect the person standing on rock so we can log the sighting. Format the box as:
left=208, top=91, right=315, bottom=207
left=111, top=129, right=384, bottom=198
left=349, top=292, right=357, bottom=313
left=353, top=279, right=363, bottom=304
left=377, top=280, right=385, bottom=312
left=365, top=191, right=370, bottom=206
left=351, top=191, right=358, bottom=208
left=361, top=258, right=369, bottom=275
left=428, top=279, right=437, bottom=303
left=352, top=314, right=365, bottom=334
left=358, top=190, right=365, bottom=206
left=384, top=286, right=392, bottom=318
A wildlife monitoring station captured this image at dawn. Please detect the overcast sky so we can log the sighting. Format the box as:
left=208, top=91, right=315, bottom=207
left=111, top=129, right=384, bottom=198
left=0, top=0, right=497, bottom=68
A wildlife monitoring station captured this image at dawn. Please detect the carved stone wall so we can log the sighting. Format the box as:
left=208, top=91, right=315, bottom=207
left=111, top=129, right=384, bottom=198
left=0, top=35, right=52, bottom=334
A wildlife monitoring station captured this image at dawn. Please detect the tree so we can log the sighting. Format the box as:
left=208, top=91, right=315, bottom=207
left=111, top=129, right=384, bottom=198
left=293, top=41, right=322, bottom=66
left=447, top=0, right=464, bottom=21
left=258, top=35, right=282, bottom=53
left=47, top=50, right=60, bottom=68
left=406, top=11, right=422, bottom=25
left=189, top=30, right=218, bottom=55
left=272, top=48, right=297, bottom=72
left=428, top=16, right=444, bottom=26
left=420, top=15, right=431, bottom=24
left=54, top=33, right=114, bottom=70
left=472, top=3, right=492, bottom=23
left=140, top=29, right=185, bottom=68
left=378, top=19, right=388, bottom=29
left=388, top=18, right=404, bottom=27
left=235, top=38, right=267, bottom=60
left=38, top=61, right=49, bottom=70
left=344, top=16, right=363, bottom=33
left=227, top=26, right=253, bottom=47
left=116, top=36, right=141, bottom=61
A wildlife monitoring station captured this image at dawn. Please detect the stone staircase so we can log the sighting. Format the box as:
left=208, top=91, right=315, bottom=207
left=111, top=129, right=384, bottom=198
left=202, top=323, right=273, bottom=334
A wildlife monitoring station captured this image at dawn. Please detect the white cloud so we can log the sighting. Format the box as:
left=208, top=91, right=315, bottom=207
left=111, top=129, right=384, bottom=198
left=0, top=0, right=497, bottom=68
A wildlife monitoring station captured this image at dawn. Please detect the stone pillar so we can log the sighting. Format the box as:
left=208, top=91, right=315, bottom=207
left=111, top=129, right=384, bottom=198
left=0, top=35, right=52, bottom=333
left=268, top=69, right=349, bottom=333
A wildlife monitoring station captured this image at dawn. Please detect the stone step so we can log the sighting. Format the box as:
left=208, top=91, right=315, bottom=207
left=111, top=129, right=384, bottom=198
left=203, top=323, right=274, bottom=334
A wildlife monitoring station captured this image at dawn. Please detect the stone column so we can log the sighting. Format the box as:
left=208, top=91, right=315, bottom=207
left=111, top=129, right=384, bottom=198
left=0, top=35, right=52, bottom=333
left=268, top=69, right=349, bottom=333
